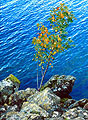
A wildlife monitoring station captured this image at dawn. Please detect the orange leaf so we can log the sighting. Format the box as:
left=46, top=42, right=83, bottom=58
left=42, top=25, right=44, bottom=28
left=49, top=63, right=51, bottom=65
left=44, top=34, right=47, bottom=38
left=58, top=44, right=61, bottom=48
left=42, top=37, right=45, bottom=41
left=42, top=31, right=45, bottom=34
left=56, top=7, right=59, bottom=10
left=41, top=43, right=44, bottom=46
left=60, top=13, right=64, bottom=18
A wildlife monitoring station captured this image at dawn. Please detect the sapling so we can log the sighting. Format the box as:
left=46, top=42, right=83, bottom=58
left=32, top=3, right=76, bottom=90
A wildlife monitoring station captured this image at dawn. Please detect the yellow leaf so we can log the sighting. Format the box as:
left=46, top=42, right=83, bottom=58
left=58, top=37, right=62, bottom=41
left=55, top=30, right=58, bottom=32
left=44, top=44, right=47, bottom=48
left=42, top=66, right=44, bottom=69
left=53, top=51, right=56, bottom=55
left=54, top=42, right=57, bottom=45
left=52, top=19, right=55, bottom=22
left=39, top=64, right=41, bottom=66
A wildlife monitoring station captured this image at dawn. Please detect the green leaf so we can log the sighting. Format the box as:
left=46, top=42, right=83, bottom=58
left=68, top=17, right=73, bottom=23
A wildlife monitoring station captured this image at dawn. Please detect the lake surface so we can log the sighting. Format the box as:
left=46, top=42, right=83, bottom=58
left=0, top=0, right=88, bottom=100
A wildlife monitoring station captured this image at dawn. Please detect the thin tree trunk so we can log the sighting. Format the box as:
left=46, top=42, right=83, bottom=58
left=37, top=58, right=39, bottom=90
left=39, top=60, right=49, bottom=89
left=41, top=66, right=43, bottom=79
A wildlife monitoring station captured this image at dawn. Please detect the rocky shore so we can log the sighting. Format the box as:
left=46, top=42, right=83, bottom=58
left=0, top=74, right=88, bottom=120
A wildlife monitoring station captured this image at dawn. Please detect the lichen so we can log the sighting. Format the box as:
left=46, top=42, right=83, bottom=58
left=8, top=74, right=20, bottom=84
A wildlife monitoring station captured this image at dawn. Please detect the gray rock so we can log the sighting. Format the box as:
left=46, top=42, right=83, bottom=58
left=1, top=111, right=21, bottom=120
left=6, top=112, right=43, bottom=120
left=9, top=88, right=38, bottom=110
left=27, top=87, right=61, bottom=115
left=0, top=74, right=20, bottom=105
left=60, top=98, right=76, bottom=112
left=21, top=102, right=49, bottom=118
left=0, top=104, right=19, bottom=119
left=62, top=107, right=88, bottom=120
left=68, top=98, right=88, bottom=109
left=1, top=104, right=47, bottom=120
left=40, top=75, right=76, bottom=98
left=83, top=103, right=88, bottom=110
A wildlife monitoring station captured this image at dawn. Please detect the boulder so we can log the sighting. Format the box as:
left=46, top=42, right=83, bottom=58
left=0, top=111, right=21, bottom=120
left=83, top=103, right=88, bottom=110
left=27, top=87, right=61, bottom=114
left=60, top=98, right=76, bottom=112
left=21, top=102, right=49, bottom=118
left=0, top=104, right=18, bottom=119
left=40, top=75, right=76, bottom=98
left=9, top=88, right=38, bottom=110
left=0, top=104, right=45, bottom=120
left=2, top=111, right=44, bottom=120
left=68, top=98, right=88, bottom=109
left=0, top=74, right=20, bottom=105
left=61, top=107, right=88, bottom=120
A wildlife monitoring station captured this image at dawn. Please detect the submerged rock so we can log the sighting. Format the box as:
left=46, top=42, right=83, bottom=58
left=40, top=75, right=76, bottom=98
left=0, top=74, right=20, bottom=105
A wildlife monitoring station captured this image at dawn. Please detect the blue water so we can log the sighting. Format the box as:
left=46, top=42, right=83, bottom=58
left=0, top=0, right=88, bottom=100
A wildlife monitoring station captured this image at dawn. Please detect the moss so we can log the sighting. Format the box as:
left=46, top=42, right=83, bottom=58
left=60, top=98, right=68, bottom=103
left=8, top=74, right=20, bottom=84
left=65, top=118, right=69, bottom=120
left=40, top=79, right=57, bottom=91
left=30, top=111, right=40, bottom=114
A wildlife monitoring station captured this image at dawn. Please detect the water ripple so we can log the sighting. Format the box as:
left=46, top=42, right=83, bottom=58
left=0, top=0, right=88, bottom=100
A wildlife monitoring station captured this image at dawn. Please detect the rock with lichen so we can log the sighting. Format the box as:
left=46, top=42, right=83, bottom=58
left=40, top=75, right=76, bottom=99
left=0, top=74, right=20, bottom=105
left=27, top=87, right=61, bottom=115
left=0, top=74, right=88, bottom=120
left=8, top=88, right=38, bottom=110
